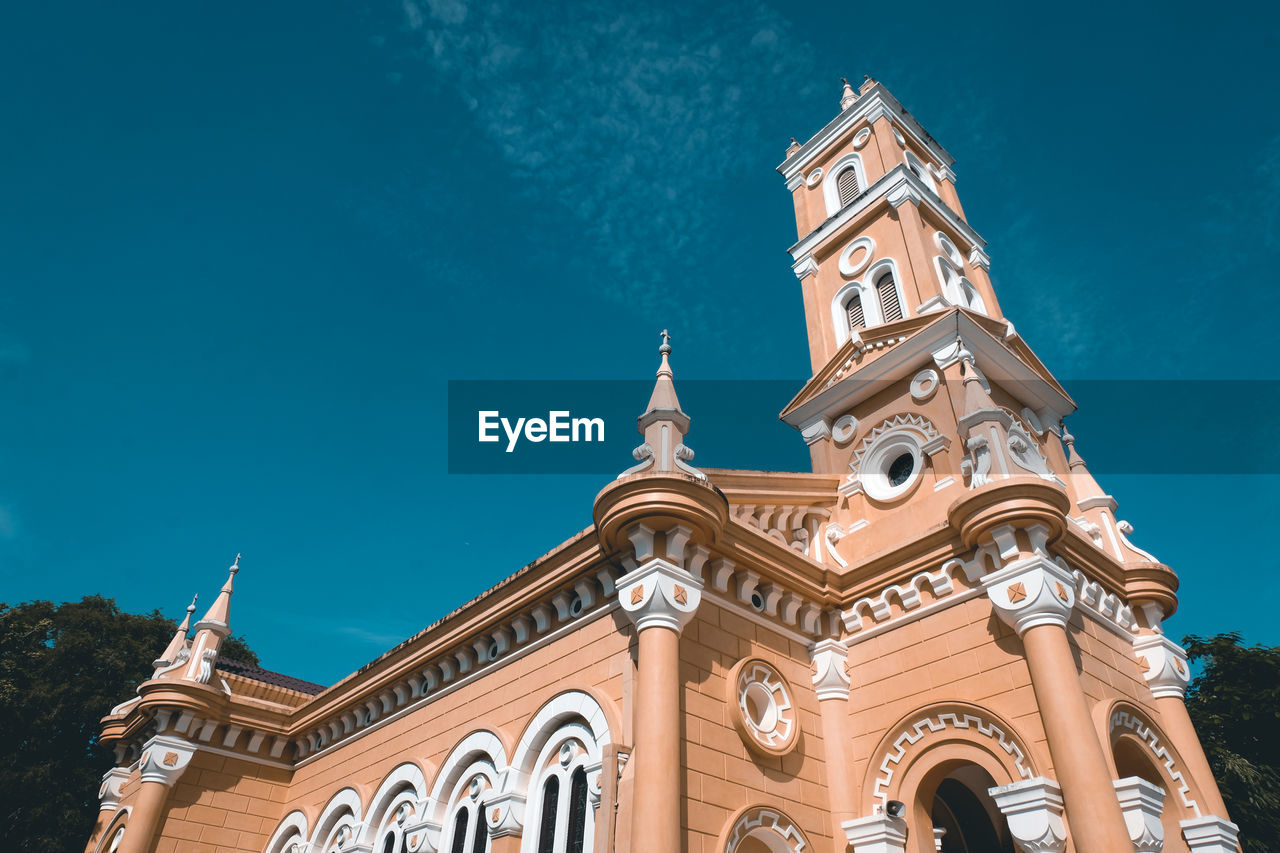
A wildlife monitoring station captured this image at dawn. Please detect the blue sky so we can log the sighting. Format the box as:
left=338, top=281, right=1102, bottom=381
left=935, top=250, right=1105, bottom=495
left=1, top=1, right=1277, bottom=685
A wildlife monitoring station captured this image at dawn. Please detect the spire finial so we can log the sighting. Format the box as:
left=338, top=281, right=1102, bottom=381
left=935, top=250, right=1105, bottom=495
left=231, top=553, right=241, bottom=573
left=840, top=77, right=857, bottom=111
left=657, top=330, right=674, bottom=379
left=186, top=593, right=198, bottom=616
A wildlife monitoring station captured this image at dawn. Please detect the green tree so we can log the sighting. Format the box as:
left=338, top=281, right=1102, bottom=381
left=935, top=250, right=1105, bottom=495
left=1184, top=632, right=1280, bottom=852
left=0, top=596, right=256, bottom=853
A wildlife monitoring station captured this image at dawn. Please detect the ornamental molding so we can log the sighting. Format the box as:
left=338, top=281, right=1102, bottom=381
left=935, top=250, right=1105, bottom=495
left=1133, top=633, right=1190, bottom=699
left=987, top=777, right=1067, bottom=853
left=792, top=255, right=819, bottom=280
left=870, top=710, right=1033, bottom=808
left=842, top=557, right=983, bottom=636
left=98, top=767, right=131, bottom=810
left=730, top=502, right=833, bottom=562
left=983, top=555, right=1077, bottom=635
left=484, top=790, right=525, bottom=838
left=842, top=814, right=907, bottom=853
left=809, top=638, right=851, bottom=701
left=1114, top=776, right=1166, bottom=853
left=138, top=734, right=197, bottom=787
left=728, top=658, right=800, bottom=756
left=617, top=558, right=703, bottom=633
left=726, top=807, right=809, bottom=853
left=1110, top=710, right=1200, bottom=817
left=701, top=557, right=831, bottom=640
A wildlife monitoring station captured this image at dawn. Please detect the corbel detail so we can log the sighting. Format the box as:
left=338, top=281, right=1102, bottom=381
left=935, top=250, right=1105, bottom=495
left=138, top=734, right=197, bottom=787
left=988, top=777, right=1067, bottom=853
left=1133, top=633, right=1190, bottom=699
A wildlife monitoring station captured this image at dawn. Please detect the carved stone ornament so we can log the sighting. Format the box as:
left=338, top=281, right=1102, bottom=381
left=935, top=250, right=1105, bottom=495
left=1133, top=633, right=1191, bottom=700
left=617, top=558, right=703, bottom=633
left=484, top=790, right=526, bottom=838
left=842, top=813, right=908, bottom=853
left=1179, top=815, right=1241, bottom=853
left=982, top=556, right=1076, bottom=635
left=98, top=767, right=131, bottom=810
left=1114, top=776, right=1166, bottom=853
left=809, top=638, right=852, bottom=701
left=728, top=658, right=799, bottom=756
left=988, top=777, right=1068, bottom=853
left=726, top=807, right=809, bottom=853
left=138, top=734, right=197, bottom=787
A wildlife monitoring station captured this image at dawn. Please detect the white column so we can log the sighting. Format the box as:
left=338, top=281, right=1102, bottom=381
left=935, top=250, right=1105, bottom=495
left=988, top=777, right=1068, bottom=853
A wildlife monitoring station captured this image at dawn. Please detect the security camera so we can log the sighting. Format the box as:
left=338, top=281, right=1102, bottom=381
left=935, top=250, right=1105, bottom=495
left=886, top=800, right=906, bottom=818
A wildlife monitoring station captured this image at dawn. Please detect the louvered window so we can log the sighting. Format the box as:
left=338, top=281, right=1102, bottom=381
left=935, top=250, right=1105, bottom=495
left=876, top=273, right=903, bottom=322
left=846, top=293, right=866, bottom=332
left=836, top=167, right=860, bottom=207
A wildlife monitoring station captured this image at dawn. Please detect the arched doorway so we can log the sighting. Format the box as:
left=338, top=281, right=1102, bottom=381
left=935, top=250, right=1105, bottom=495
left=928, top=765, right=1015, bottom=853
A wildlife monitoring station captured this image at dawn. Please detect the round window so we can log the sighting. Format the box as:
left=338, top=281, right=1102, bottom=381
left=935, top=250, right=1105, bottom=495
left=861, top=434, right=924, bottom=502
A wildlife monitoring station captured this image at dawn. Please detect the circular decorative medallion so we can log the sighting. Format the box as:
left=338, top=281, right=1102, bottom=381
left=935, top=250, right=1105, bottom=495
left=805, top=168, right=823, bottom=188
left=852, top=127, right=871, bottom=149
left=727, top=658, right=799, bottom=757
left=933, top=232, right=964, bottom=268
left=838, top=236, right=876, bottom=278
left=831, top=414, right=858, bottom=445
left=910, top=369, right=940, bottom=402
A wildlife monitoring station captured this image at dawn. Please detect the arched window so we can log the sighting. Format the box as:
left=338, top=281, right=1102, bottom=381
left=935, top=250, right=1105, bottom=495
left=835, top=167, right=860, bottom=207
left=527, top=744, right=594, bottom=853
left=876, top=272, right=903, bottom=323
left=845, top=292, right=866, bottom=332
left=381, top=831, right=398, bottom=853
left=440, top=773, right=492, bottom=853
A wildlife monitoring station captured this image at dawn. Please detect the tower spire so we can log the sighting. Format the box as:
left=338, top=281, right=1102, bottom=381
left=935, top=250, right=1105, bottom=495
left=152, top=594, right=198, bottom=670
left=616, top=332, right=703, bottom=481
left=840, top=77, right=857, bottom=110
left=193, top=554, right=239, bottom=637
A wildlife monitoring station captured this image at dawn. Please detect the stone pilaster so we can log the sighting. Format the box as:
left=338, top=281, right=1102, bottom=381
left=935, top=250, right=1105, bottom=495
left=810, top=639, right=856, bottom=853
left=117, top=735, right=196, bottom=853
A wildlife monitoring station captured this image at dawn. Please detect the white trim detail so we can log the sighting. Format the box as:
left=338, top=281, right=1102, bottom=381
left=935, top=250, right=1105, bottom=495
left=823, top=153, right=870, bottom=217
left=1110, top=710, right=1201, bottom=817
left=726, top=807, right=810, bottom=853
left=838, top=236, right=876, bottom=278
left=265, top=810, right=310, bottom=853
left=871, top=712, right=1034, bottom=808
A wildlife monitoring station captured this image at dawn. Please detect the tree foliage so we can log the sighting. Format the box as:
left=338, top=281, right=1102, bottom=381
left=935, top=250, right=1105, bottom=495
left=1184, top=632, right=1280, bottom=852
left=0, top=596, right=256, bottom=852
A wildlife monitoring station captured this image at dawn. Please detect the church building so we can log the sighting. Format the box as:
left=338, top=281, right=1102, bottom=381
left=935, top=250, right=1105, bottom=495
left=84, top=77, right=1241, bottom=853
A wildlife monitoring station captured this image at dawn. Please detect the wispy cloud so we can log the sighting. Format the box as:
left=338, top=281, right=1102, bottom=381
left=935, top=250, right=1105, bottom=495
left=396, top=0, right=822, bottom=315
left=337, top=623, right=415, bottom=647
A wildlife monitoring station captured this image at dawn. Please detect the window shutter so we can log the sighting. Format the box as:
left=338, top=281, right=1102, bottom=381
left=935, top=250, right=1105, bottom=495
left=846, top=293, right=866, bottom=331
left=877, top=274, right=903, bottom=322
left=836, top=168, right=860, bottom=207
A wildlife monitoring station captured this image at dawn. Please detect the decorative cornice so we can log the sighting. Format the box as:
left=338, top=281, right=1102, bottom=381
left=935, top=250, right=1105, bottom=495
left=886, top=182, right=922, bottom=209
left=138, top=734, right=196, bottom=787
left=983, top=555, right=1076, bottom=635
left=988, top=777, right=1067, bottom=853
left=1133, top=633, right=1190, bottom=699
left=485, top=790, right=525, bottom=838
left=809, top=638, right=851, bottom=701
left=791, top=255, right=819, bottom=280
left=617, top=558, right=703, bottom=633
left=967, top=246, right=990, bottom=271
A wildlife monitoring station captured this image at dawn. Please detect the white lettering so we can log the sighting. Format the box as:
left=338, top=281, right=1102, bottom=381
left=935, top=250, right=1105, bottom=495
left=478, top=411, right=500, bottom=443
left=502, top=417, right=525, bottom=453
left=525, top=418, right=547, bottom=442
left=573, top=417, right=605, bottom=442
left=549, top=411, right=570, bottom=442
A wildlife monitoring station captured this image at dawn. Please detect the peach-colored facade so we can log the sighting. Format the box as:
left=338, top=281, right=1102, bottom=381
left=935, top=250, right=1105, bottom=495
left=85, top=78, right=1240, bottom=853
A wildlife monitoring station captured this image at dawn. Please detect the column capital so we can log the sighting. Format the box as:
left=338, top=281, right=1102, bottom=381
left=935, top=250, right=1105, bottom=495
left=138, top=734, right=197, bottom=787
left=988, top=776, right=1067, bottom=853
left=886, top=180, right=923, bottom=210
left=617, top=558, right=702, bottom=633
left=1180, top=815, right=1241, bottom=853
left=485, top=790, right=525, bottom=839
left=1133, top=633, right=1190, bottom=699
left=809, top=638, right=851, bottom=701
left=1114, top=776, right=1166, bottom=853
left=98, top=767, right=132, bottom=810
left=983, top=556, right=1075, bottom=635
left=842, top=814, right=907, bottom=853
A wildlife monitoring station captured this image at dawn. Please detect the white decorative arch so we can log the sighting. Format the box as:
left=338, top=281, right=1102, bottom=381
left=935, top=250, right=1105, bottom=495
left=724, top=806, right=809, bottom=853
left=309, top=788, right=364, bottom=852
left=822, top=152, right=869, bottom=216
left=265, top=810, right=310, bottom=853
left=1110, top=709, right=1201, bottom=817
left=428, top=730, right=508, bottom=817
left=905, top=151, right=938, bottom=194
left=359, top=763, right=430, bottom=850
left=509, top=691, right=612, bottom=778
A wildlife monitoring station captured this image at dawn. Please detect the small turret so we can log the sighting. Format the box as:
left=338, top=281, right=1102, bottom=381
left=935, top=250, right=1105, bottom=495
left=180, top=555, right=240, bottom=685
left=152, top=594, right=197, bottom=673
left=840, top=77, right=857, bottom=111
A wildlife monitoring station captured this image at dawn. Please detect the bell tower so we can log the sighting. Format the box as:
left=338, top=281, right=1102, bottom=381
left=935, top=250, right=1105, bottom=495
left=779, top=76, right=1002, bottom=376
